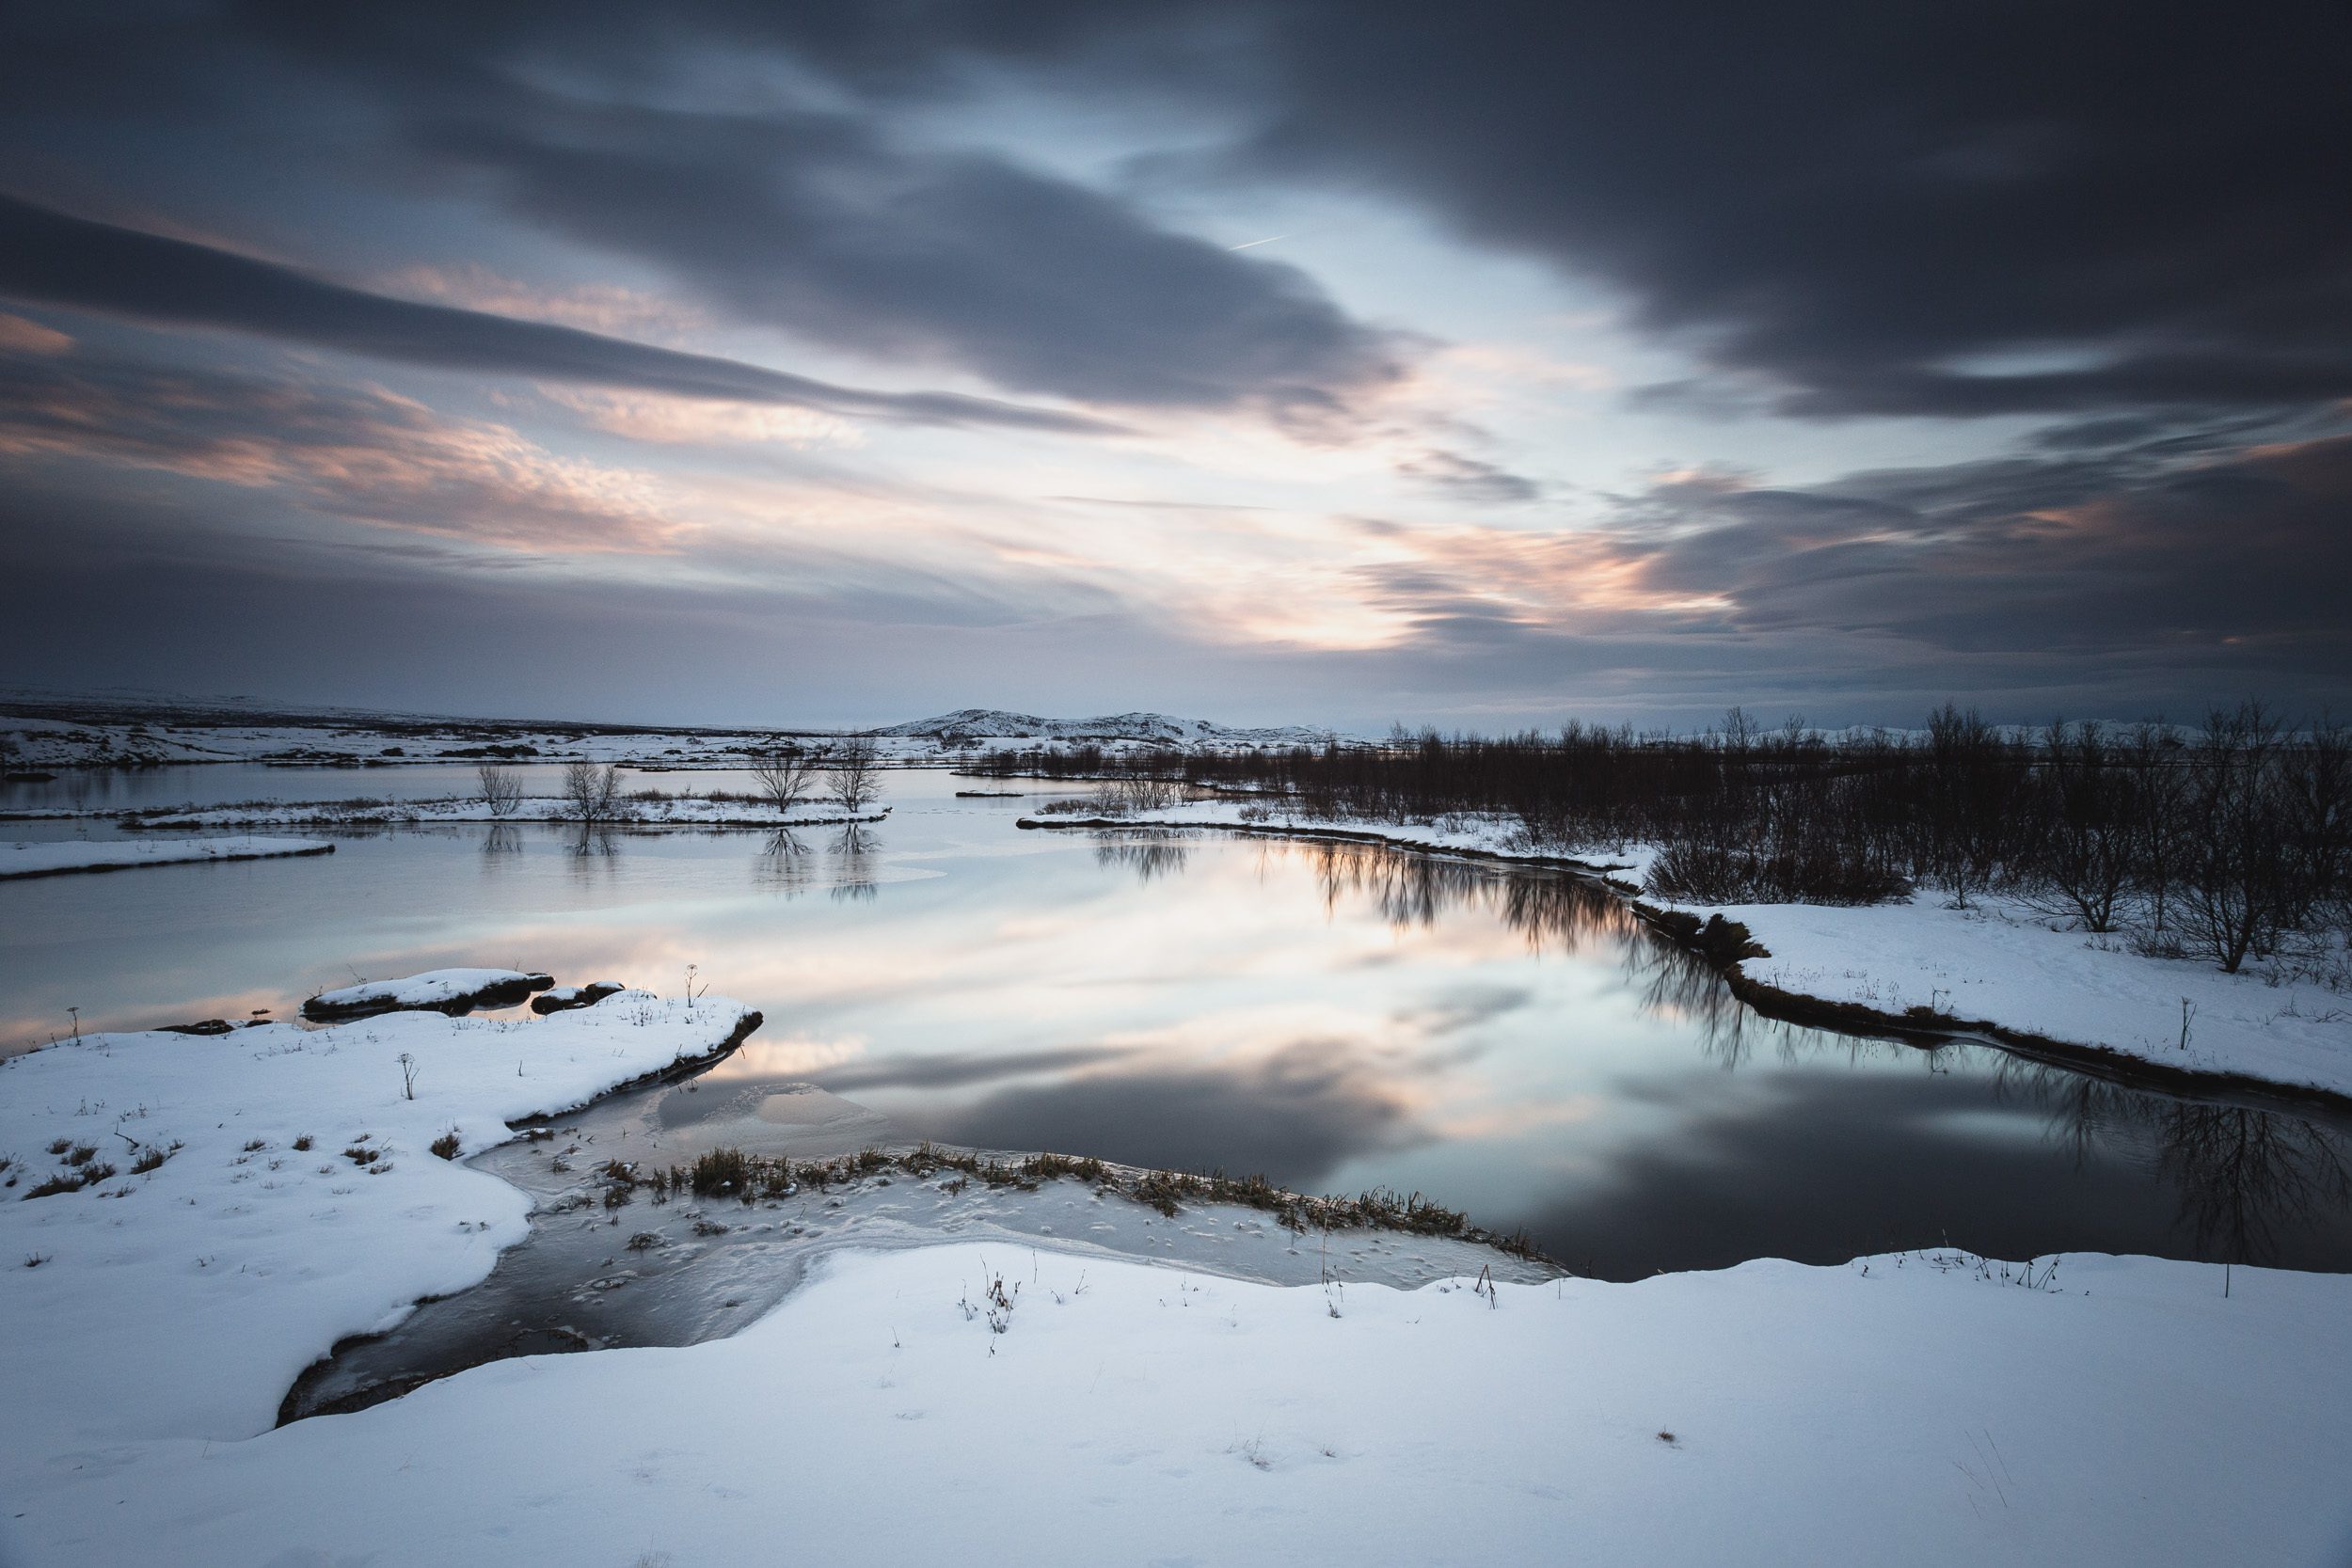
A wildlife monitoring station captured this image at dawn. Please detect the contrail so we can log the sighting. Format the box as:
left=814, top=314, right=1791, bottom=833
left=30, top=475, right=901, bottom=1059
left=1226, top=233, right=1291, bottom=251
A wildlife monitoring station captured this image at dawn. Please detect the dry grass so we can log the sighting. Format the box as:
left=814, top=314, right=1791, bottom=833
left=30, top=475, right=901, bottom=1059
left=609, top=1140, right=1549, bottom=1262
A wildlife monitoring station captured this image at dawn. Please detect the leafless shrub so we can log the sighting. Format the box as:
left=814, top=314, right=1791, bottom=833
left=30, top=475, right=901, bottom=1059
left=475, top=762, right=522, bottom=818
left=826, top=734, right=885, bottom=813
left=562, top=761, right=627, bottom=823
left=1098, top=775, right=1177, bottom=814
left=749, top=746, right=826, bottom=815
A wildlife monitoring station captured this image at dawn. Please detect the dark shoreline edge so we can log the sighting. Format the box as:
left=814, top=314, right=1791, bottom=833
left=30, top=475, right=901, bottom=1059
left=274, top=1006, right=769, bottom=1427
left=0, top=841, right=335, bottom=880
left=1017, top=815, right=2352, bottom=1117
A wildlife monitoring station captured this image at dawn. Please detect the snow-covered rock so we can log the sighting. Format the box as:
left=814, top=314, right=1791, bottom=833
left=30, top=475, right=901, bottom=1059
left=302, top=967, right=557, bottom=1020
left=530, top=981, right=628, bottom=1014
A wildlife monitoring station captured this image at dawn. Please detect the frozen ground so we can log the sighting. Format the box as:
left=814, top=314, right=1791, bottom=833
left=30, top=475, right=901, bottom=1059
left=12, top=1242, right=2351, bottom=1567
left=1, top=834, right=333, bottom=878
left=0, top=988, right=758, bottom=1499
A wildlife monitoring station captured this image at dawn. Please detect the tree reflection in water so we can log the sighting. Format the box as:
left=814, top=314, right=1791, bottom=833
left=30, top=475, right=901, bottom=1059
left=565, top=823, right=617, bottom=869
left=1295, top=839, right=1639, bottom=956
left=1993, top=1058, right=2352, bottom=1266
left=1279, top=834, right=2352, bottom=1266
left=756, top=828, right=813, bottom=897
left=479, top=824, right=522, bottom=859
left=1090, top=834, right=1190, bottom=884
left=830, top=825, right=880, bottom=903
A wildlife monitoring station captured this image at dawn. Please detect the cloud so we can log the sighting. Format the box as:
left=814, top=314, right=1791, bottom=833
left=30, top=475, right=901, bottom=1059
left=539, top=388, right=864, bottom=450
left=527, top=4, right=2346, bottom=423
left=0, top=194, right=1115, bottom=435
left=417, top=93, right=1402, bottom=412
left=1393, top=448, right=1542, bottom=505
left=0, top=312, right=71, bottom=355
left=376, top=262, right=706, bottom=340
left=0, top=348, right=679, bottom=553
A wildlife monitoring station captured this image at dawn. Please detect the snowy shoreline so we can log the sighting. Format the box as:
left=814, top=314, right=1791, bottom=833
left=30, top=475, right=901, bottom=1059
left=5, top=796, right=891, bottom=831
left=1020, top=806, right=2352, bottom=1104
left=2, top=834, right=335, bottom=879
left=7, top=965, right=2349, bottom=1563
left=0, top=990, right=762, bottom=1487
left=14, top=1239, right=2351, bottom=1566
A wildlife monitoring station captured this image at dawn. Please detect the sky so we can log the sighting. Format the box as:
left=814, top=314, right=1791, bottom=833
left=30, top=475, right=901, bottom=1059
left=1, top=2, right=2347, bottom=732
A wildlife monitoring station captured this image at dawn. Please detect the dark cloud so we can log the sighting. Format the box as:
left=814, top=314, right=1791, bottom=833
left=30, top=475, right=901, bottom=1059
left=1226, top=5, right=2352, bottom=420
left=1622, top=436, right=2352, bottom=660
left=0, top=195, right=1113, bottom=434
left=465, top=2, right=2344, bottom=423
left=419, top=95, right=1400, bottom=411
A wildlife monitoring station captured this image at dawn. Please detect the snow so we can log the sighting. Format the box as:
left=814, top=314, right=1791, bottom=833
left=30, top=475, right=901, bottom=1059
left=304, top=967, right=552, bottom=1017
left=1692, top=892, right=2352, bottom=1097
left=10, top=1242, right=2350, bottom=1567
left=2, top=703, right=1349, bottom=772
left=0, top=834, right=334, bottom=879
left=115, top=796, right=891, bottom=830
left=0, top=992, right=757, bottom=1491
left=879, top=706, right=1345, bottom=748
left=1025, top=800, right=1651, bottom=881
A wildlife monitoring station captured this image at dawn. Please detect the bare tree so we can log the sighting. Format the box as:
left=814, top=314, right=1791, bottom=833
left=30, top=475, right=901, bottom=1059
left=2030, top=720, right=2136, bottom=932
left=476, top=762, right=523, bottom=818
left=562, top=760, right=625, bottom=823
left=2179, top=703, right=2293, bottom=974
left=825, top=734, right=884, bottom=813
left=749, top=746, right=826, bottom=816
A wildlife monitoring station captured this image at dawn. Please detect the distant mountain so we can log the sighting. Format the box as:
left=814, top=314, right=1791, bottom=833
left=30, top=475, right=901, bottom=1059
left=874, top=708, right=1342, bottom=748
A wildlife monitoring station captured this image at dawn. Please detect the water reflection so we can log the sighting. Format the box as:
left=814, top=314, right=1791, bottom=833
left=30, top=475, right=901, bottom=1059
left=1993, top=1058, right=2352, bottom=1265
left=1298, top=839, right=1640, bottom=956
left=1091, top=834, right=1190, bottom=884
left=829, top=825, right=880, bottom=903
left=756, top=828, right=813, bottom=897
left=8, top=793, right=2350, bottom=1282
left=564, top=824, right=619, bottom=872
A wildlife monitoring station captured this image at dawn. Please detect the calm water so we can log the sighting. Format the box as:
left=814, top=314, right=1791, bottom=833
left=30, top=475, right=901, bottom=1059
left=6, top=767, right=2349, bottom=1279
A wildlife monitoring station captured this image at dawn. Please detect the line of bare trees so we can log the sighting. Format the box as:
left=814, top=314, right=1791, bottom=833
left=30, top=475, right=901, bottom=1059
left=968, top=701, right=2351, bottom=978
left=749, top=735, right=885, bottom=815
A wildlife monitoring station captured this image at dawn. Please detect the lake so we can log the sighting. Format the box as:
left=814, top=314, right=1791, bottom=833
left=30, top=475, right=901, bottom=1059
left=6, top=765, right=2348, bottom=1280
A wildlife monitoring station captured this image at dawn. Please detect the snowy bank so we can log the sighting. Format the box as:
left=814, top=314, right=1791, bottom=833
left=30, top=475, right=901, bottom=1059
left=1, top=835, right=334, bottom=879
left=13, top=1242, right=2350, bottom=1567
left=1019, top=800, right=1654, bottom=883
left=302, top=967, right=556, bottom=1020
left=101, top=795, right=892, bottom=831
left=1687, top=894, right=2352, bottom=1100
left=0, top=992, right=761, bottom=1490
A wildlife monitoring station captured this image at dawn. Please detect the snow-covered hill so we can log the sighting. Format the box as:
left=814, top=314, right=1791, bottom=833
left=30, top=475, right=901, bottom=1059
left=875, top=708, right=1339, bottom=749
left=0, top=699, right=1348, bottom=771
